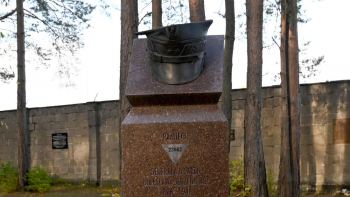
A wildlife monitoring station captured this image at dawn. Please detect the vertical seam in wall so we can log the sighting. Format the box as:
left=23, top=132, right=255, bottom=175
left=87, top=102, right=101, bottom=185
left=96, top=103, right=101, bottom=185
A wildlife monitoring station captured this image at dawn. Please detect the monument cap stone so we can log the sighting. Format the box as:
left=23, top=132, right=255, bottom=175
left=125, top=35, right=224, bottom=106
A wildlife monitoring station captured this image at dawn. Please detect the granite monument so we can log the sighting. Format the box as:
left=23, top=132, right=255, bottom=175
left=121, top=21, right=228, bottom=196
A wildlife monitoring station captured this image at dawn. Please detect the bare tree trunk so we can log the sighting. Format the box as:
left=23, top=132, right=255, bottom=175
left=119, top=0, right=138, bottom=184
left=244, top=0, right=268, bottom=196
left=152, top=0, right=162, bottom=28
left=189, top=0, right=205, bottom=22
left=222, top=0, right=235, bottom=144
left=16, top=0, right=29, bottom=189
left=277, top=0, right=300, bottom=196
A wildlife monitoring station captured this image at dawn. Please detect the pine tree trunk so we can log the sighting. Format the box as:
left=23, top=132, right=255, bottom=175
left=222, top=0, right=235, bottom=144
left=119, top=0, right=138, bottom=183
left=277, top=0, right=293, bottom=195
left=287, top=0, right=300, bottom=195
left=259, top=124, right=269, bottom=197
left=189, top=0, right=205, bottom=22
left=16, top=0, right=29, bottom=189
left=152, top=0, right=162, bottom=28
left=119, top=0, right=138, bottom=122
left=277, top=0, right=300, bottom=196
left=244, top=0, right=268, bottom=196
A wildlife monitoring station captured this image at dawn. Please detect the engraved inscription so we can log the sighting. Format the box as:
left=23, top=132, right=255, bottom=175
left=333, top=118, right=350, bottom=144
left=163, top=132, right=187, bottom=141
left=178, top=166, right=201, bottom=175
left=175, top=177, right=208, bottom=185
left=151, top=167, right=177, bottom=176
left=178, top=187, right=191, bottom=196
left=143, top=176, right=208, bottom=187
left=160, top=187, right=174, bottom=196
left=162, top=144, right=188, bottom=164
left=168, top=146, right=182, bottom=152
left=142, top=166, right=208, bottom=196
left=150, top=166, right=202, bottom=176
left=140, top=132, right=211, bottom=196
left=143, top=178, right=173, bottom=186
left=159, top=187, right=192, bottom=196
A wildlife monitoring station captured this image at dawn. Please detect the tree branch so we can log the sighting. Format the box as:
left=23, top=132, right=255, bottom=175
left=140, top=0, right=152, bottom=14
left=46, top=0, right=90, bottom=23
left=139, top=12, right=152, bottom=25
left=0, top=8, right=16, bottom=21
left=272, top=37, right=280, bottom=48
left=0, top=28, right=16, bottom=34
left=23, top=8, right=60, bottom=39
left=265, top=0, right=281, bottom=13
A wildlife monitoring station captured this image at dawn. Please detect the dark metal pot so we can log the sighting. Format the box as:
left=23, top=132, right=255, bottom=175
left=135, top=20, right=213, bottom=85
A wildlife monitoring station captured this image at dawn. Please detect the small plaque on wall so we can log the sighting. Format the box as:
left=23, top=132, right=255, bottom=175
left=333, top=118, right=350, bottom=144
left=52, top=133, right=68, bottom=149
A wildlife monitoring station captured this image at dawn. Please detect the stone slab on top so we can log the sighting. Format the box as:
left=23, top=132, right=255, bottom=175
left=125, top=35, right=224, bottom=106
left=123, top=105, right=227, bottom=125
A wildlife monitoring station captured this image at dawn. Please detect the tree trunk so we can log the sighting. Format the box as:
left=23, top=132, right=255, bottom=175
left=16, top=0, right=29, bottom=189
left=189, top=0, right=205, bottom=22
left=119, top=0, right=138, bottom=183
left=277, top=0, right=293, bottom=195
left=244, top=0, right=268, bottom=196
left=277, top=0, right=300, bottom=196
left=152, top=0, right=162, bottom=28
left=287, top=0, right=300, bottom=195
left=119, top=0, right=138, bottom=123
left=222, top=0, right=235, bottom=144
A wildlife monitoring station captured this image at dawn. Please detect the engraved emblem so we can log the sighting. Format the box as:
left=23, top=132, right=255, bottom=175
left=162, top=144, right=188, bottom=164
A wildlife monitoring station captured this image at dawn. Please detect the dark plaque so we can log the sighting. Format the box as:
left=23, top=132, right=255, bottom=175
left=52, top=133, right=68, bottom=149
left=333, top=118, right=350, bottom=144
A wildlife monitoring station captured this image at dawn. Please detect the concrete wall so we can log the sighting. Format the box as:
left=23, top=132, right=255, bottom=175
left=0, top=101, right=120, bottom=185
left=1, top=80, right=350, bottom=189
left=0, top=110, right=18, bottom=163
left=229, top=80, right=350, bottom=191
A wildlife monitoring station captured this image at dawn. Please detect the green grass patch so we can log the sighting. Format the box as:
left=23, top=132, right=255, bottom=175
left=26, top=166, right=52, bottom=192
left=0, top=160, right=18, bottom=192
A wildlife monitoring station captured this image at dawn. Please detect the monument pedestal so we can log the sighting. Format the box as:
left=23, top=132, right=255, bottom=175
left=122, top=36, right=228, bottom=197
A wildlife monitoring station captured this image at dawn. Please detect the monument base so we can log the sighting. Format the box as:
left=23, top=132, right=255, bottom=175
left=121, top=105, right=228, bottom=197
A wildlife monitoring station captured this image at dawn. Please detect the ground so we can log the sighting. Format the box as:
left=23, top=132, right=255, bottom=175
left=0, top=185, right=119, bottom=197
left=230, top=190, right=344, bottom=197
left=0, top=187, right=345, bottom=197
left=0, top=183, right=344, bottom=197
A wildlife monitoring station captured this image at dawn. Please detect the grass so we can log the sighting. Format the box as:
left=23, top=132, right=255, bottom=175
left=0, top=184, right=119, bottom=197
